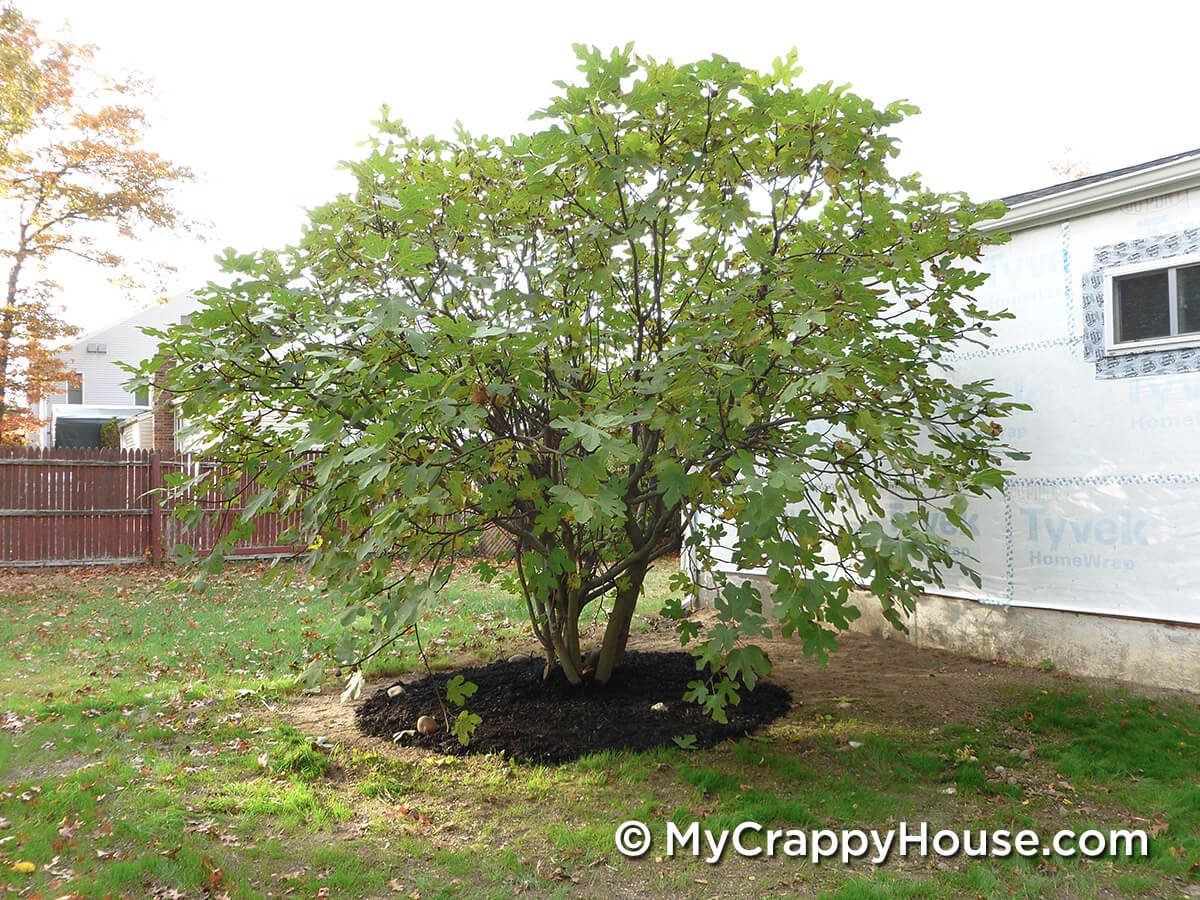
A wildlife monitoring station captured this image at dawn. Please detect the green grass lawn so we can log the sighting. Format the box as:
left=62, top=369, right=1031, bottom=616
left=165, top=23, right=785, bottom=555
left=0, top=561, right=1196, bottom=898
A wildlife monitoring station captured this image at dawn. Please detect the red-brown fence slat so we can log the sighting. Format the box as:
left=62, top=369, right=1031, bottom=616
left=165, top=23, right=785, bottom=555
left=0, top=447, right=325, bottom=567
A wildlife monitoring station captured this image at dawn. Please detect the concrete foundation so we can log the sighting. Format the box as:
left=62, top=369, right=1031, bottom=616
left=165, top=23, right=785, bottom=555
left=700, top=575, right=1200, bottom=693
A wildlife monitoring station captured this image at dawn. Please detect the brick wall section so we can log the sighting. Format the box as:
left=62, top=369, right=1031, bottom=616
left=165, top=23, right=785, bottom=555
left=151, top=366, right=174, bottom=453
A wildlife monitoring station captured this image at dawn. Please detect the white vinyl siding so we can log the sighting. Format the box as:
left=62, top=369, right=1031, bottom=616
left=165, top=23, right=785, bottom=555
left=36, top=294, right=202, bottom=447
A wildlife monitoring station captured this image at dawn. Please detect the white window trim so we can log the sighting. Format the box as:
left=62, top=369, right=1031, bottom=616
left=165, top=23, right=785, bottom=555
left=1103, top=250, right=1200, bottom=355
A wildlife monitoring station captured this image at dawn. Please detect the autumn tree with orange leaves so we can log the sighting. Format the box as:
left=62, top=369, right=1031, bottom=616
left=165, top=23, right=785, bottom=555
left=0, top=5, right=190, bottom=442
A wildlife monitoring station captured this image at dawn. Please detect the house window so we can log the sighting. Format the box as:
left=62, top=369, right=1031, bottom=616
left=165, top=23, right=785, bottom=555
left=1105, top=254, right=1200, bottom=353
left=66, top=373, right=83, bottom=404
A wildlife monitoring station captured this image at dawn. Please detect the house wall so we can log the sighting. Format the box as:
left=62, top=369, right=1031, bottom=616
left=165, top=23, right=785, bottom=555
left=927, top=188, right=1200, bottom=627
left=702, top=575, right=1200, bottom=692
left=119, top=413, right=154, bottom=450
left=696, top=184, right=1200, bottom=691
left=37, top=294, right=200, bottom=446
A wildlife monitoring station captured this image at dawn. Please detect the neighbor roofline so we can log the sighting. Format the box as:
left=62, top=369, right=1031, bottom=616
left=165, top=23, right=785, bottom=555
left=63, top=292, right=199, bottom=350
left=981, top=151, right=1200, bottom=234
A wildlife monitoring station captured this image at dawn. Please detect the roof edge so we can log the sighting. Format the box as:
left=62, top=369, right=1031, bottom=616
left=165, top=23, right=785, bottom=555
left=67, top=292, right=201, bottom=349
left=982, top=151, right=1200, bottom=234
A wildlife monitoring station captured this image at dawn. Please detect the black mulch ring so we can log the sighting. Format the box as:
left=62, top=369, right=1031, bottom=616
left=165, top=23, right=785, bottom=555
left=355, top=650, right=792, bottom=764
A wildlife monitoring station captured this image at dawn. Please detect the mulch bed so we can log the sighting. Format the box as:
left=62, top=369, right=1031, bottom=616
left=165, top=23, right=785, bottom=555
left=355, top=650, right=792, bottom=763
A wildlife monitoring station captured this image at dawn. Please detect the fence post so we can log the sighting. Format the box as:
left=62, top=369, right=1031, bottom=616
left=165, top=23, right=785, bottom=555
left=149, top=450, right=162, bottom=567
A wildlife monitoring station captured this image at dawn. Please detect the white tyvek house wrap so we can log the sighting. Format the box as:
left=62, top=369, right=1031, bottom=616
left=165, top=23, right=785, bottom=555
left=703, top=186, right=1200, bottom=627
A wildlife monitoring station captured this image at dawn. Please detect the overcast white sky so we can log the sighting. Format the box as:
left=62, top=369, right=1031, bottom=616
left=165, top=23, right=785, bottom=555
left=31, top=0, right=1200, bottom=333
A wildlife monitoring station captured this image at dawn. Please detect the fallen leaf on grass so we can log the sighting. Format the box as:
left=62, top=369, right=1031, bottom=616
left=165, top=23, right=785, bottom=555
left=9, top=860, right=36, bottom=874
left=0, top=710, right=25, bottom=732
left=184, top=819, right=241, bottom=846
left=535, top=860, right=572, bottom=882
left=45, top=855, right=76, bottom=880
left=393, top=805, right=431, bottom=827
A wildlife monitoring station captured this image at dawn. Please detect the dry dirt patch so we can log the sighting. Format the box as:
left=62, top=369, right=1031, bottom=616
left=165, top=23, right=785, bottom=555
left=281, top=620, right=1133, bottom=756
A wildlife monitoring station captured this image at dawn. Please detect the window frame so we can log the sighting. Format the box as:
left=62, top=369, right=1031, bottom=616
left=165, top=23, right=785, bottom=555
left=66, top=372, right=83, bottom=405
left=1103, top=250, right=1200, bottom=355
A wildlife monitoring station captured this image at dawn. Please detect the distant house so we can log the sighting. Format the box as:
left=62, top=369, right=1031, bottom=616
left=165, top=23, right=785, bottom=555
left=35, top=294, right=200, bottom=449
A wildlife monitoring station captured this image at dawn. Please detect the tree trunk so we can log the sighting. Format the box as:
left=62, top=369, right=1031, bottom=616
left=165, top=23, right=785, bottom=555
left=0, top=252, right=25, bottom=436
left=546, top=615, right=583, bottom=685
left=594, top=566, right=647, bottom=684
left=564, top=590, right=582, bottom=672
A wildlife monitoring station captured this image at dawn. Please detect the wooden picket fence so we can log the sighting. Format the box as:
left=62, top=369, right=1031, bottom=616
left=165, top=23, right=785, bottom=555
left=0, top=447, right=515, bottom=568
left=0, top=447, right=306, bottom=567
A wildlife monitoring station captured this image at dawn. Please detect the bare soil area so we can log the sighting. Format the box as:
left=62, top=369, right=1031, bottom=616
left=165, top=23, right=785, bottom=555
left=283, top=613, right=1134, bottom=756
